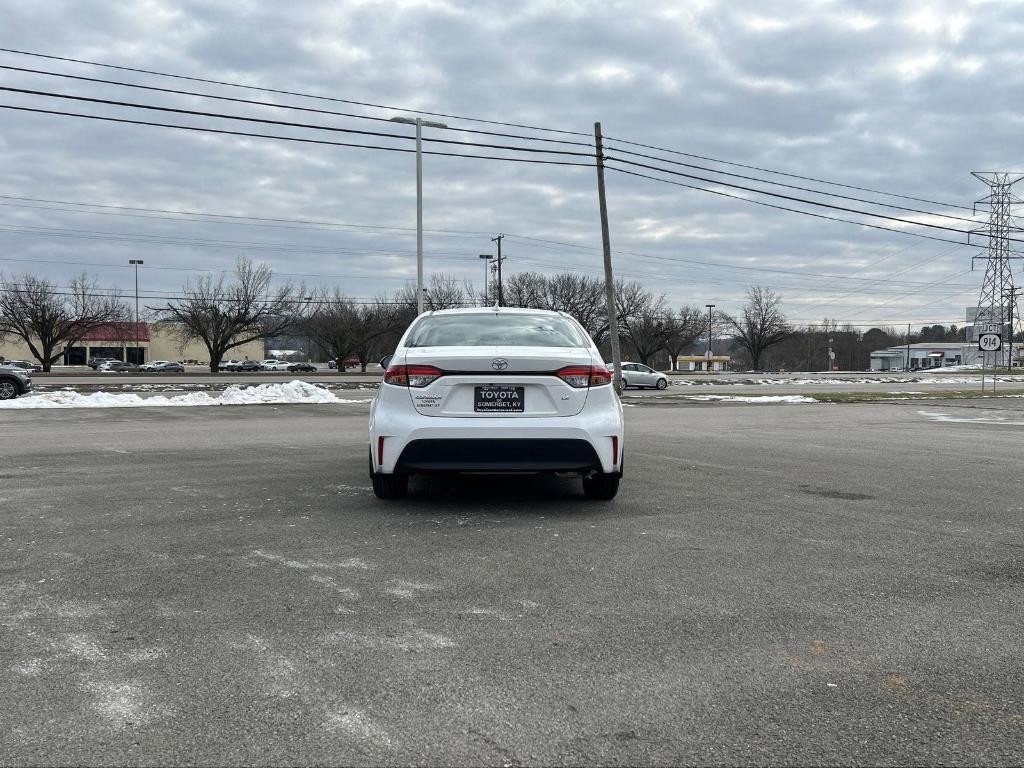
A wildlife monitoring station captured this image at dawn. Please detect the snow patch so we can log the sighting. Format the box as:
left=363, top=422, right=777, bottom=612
left=918, top=410, right=1024, bottom=426
left=684, top=394, right=818, bottom=404
left=0, top=380, right=372, bottom=409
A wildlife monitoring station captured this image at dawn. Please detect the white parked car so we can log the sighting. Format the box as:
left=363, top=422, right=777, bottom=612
left=369, top=307, right=624, bottom=500
left=260, top=359, right=291, bottom=371
left=621, top=362, right=668, bottom=390
left=140, top=360, right=169, bottom=372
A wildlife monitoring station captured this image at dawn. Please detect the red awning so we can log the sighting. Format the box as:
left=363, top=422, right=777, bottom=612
left=80, top=322, right=150, bottom=342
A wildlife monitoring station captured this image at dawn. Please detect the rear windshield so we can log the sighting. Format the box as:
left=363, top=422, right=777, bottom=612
left=406, top=313, right=589, bottom=348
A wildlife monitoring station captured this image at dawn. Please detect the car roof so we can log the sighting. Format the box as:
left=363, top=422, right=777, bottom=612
left=420, top=307, right=567, bottom=318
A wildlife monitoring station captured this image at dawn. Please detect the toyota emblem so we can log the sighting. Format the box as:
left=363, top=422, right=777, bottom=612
left=491, top=358, right=509, bottom=371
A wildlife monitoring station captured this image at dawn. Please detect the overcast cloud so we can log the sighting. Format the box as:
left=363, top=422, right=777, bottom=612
left=1, top=0, right=1022, bottom=328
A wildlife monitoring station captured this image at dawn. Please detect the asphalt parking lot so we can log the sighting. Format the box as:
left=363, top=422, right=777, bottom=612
left=1, top=399, right=1022, bottom=765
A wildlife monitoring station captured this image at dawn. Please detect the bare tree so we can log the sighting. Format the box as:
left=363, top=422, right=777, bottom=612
left=0, top=273, right=128, bottom=371
left=351, top=301, right=404, bottom=372
left=395, top=273, right=468, bottom=314
left=719, top=286, right=794, bottom=371
left=662, top=305, right=708, bottom=371
left=503, top=272, right=606, bottom=342
left=619, top=293, right=672, bottom=367
left=154, top=258, right=301, bottom=372
left=299, top=288, right=360, bottom=370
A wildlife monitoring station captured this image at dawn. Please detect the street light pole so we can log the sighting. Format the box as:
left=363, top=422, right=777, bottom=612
left=705, top=304, right=715, bottom=372
left=479, top=254, right=494, bottom=304
left=390, top=116, right=448, bottom=316
left=129, top=259, right=144, bottom=362
left=827, top=336, right=834, bottom=372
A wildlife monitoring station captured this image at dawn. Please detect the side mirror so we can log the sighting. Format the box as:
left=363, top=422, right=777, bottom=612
left=379, top=354, right=393, bottom=369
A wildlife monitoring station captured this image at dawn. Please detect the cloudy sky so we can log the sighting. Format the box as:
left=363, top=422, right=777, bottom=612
left=1, top=0, right=1021, bottom=328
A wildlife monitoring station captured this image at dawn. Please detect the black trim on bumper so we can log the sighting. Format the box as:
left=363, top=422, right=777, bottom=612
left=395, top=438, right=602, bottom=474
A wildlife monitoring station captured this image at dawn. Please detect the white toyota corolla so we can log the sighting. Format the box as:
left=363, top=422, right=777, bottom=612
left=369, top=307, right=624, bottom=500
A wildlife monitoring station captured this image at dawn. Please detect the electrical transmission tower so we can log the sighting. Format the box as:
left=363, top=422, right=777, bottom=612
left=969, top=172, right=1023, bottom=366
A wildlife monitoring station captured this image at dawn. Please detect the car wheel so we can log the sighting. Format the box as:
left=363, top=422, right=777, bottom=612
left=0, top=380, right=18, bottom=400
left=371, top=473, right=408, bottom=499
left=656, top=378, right=668, bottom=389
left=369, top=450, right=408, bottom=499
left=582, top=473, right=619, bottom=501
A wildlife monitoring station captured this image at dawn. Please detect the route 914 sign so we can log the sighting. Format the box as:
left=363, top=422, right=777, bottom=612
left=978, top=333, right=1002, bottom=352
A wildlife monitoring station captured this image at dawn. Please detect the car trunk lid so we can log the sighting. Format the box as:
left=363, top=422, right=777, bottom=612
left=403, top=346, right=596, bottom=417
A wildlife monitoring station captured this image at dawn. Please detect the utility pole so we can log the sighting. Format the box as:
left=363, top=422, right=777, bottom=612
left=827, top=336, right=834, bottom=372
left=491, top=234, right=505, bottom=306
left=705, top=304, right=715, bottom=372
left=128, top=259, right=143, bottom=363
left=1005, top=285, right=1022, bottom=371
left=906, top=323, right=911, bottom=371
left=594, top=122, right=623, bottom=393
left=478, top=254, right=493, bottom=305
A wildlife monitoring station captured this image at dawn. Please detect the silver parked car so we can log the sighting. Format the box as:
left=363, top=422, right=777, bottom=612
left=0, top=364, right=33, bottom=399
left=621, top=362, right=669, bottom=390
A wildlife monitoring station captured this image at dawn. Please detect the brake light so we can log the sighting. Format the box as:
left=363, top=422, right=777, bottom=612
left=383, top=364, right=443, bottom=387
left=556, top=365, right=612, bottom=388
left=556, top=366, right=592, bottom=388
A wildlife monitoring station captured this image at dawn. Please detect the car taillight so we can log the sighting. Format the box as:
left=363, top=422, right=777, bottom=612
left=383, top=364, right=443, bottom=387
left=556, top=365, right=611, bottom=388
left=557, top=366, right=592, bottom=388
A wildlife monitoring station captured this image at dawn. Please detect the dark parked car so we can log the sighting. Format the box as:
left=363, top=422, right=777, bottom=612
left=236, top=360, right=261, bottom=372
left=0, top=365, right=33, bottom=399
left=287, top=362, right=317, bottom=373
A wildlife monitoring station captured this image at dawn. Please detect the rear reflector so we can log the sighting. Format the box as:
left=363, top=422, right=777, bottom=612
left=377, top=436, right=385, bottom=466
left=611, top=435, right=619, bottom=466
left=384, top=364, right=443, bottom=387
left=556, top=365, right=612, bottom=388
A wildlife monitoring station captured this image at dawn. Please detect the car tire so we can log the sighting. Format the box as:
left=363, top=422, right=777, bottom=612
left=369, top=450, right=408, bottom=499
left=582, top=473, right=619, bottom=501
left=371, top=473, right=408, bottom=499
left=656, top=378, right=668, bottom=389
left=0, top=380, right=18, bottom=400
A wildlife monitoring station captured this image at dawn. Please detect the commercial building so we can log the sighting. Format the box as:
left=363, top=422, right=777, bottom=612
left=675, top=354, right=731, bottom=372
left=869, top=342, right=969, bottom=371
left=0, top=322, right=264, bottom=366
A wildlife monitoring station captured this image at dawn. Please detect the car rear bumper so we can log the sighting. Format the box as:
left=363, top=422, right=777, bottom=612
left=394, top=438, right=602, bottom=473
left=370, top=385, right=623, bottom=475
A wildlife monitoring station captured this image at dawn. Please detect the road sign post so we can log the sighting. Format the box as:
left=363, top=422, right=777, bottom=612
left=979, top=333, right=1002, bottom=393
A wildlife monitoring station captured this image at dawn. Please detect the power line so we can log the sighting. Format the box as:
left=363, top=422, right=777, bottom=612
left=602, top=144, right=982, bottom=226
left=0, top=195, right=493, bottom=239
left=606, top=166, right=970, bottom=247
left=0, top=86, right=596, bottom=160
left=502, top=232, right=974, bottom=287
left=602, top=135, right=973, bottom=212
left=0, top=64, right=595, bottom=149
left=0, top=47, right=591, bottom=138
left=0, top=104, right=595, bottom=168
left=0, top=218, right=975, bottom=290
left=605, top=154, right=979, bottom=238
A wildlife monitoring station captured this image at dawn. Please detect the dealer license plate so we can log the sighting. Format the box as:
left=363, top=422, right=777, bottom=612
left=474, top=385, right=525, bottom=413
